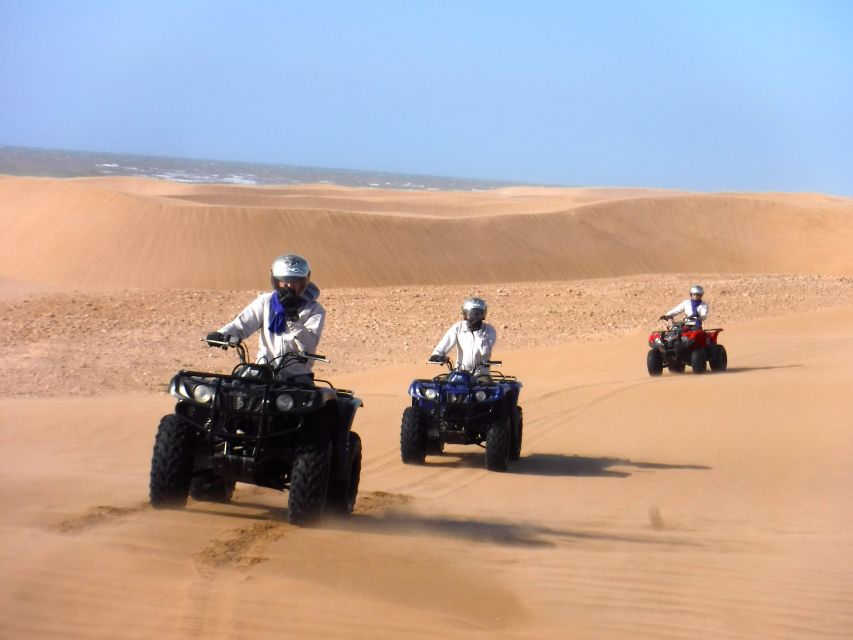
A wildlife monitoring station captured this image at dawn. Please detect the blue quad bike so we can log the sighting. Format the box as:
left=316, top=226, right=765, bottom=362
left=149, top=337, right=363, bottom=526
left=401, top=357, right=523, bottom=471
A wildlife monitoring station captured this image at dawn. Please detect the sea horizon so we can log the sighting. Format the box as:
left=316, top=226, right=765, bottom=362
left=0, top=145, right=538, bottom=192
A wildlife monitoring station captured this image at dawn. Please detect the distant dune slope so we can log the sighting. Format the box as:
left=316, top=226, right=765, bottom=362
left=1, top=177, right=851, bottom=289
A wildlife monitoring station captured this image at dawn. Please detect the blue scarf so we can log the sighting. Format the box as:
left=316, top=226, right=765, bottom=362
left=269, top=292, right=287, bottom=335
left=268, top=283, right=319, bottom=335
left=690, top=299, right=704, bottom=324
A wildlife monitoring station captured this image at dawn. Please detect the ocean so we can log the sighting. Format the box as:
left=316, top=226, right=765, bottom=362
left=0, top=145, right=525, bottom=191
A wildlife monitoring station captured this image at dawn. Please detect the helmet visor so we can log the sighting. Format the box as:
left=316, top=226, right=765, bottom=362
left=465, top=308, right=485, bottom=322
left=273, top=275, right=308, bottom=294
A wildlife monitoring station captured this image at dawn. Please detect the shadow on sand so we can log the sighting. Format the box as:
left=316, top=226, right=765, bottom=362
left=723, top=364, right=802, bottom=374
left=422, top=451, right=710, bottom=478
left=328, top=509, right=704, bottom=549
left=187, top=498, right=704, bottom=549
left=513, top=454, right=710, bottom=477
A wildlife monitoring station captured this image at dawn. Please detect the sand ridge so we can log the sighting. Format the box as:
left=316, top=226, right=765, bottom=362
left=1, top=177, right=852, bottom=290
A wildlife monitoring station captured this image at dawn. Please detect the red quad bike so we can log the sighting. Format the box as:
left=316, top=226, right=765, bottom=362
left=647, top=316, right=728, bottom=376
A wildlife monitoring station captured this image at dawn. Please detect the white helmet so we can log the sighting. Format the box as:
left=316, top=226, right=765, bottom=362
left=270, top=254, right=310, bottom=293
left=690, top=284, right=704, bottom=297
left=461, top=296, right=487, bottom=319
left=272, top=254, right=310, bottom=278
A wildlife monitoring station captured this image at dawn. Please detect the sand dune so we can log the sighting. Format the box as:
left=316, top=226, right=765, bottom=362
left=1, top=176, right=852, bottom=639
left=1, top=177, right=852, bottom=290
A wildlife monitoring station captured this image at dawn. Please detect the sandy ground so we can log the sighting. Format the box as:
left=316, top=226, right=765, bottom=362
left=1, top=177, right=852, bottom=639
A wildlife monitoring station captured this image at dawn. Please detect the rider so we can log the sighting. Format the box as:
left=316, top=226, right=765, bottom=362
left=429, top=297, right=497, bottom=378
left=206, top=253, right=325, bottom=380
left=660, top=284, right=709, bottom=328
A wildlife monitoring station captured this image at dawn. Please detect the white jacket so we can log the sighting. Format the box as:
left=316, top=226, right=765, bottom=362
left=666, top=299, right=709, bottom=323
left=432, top=321, right=497, bottom=374
left=219, top=288, right=325, bottom=376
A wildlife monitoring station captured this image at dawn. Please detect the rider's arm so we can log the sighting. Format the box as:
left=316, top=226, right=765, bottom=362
left=665, top=300, right=689, bottom=319
left=697, top=302, right=709, bottom=320
left=281, top=302, right=325, bottom=354
left=432, top=323, right=460, bottom=356
left=218, top=294, right=265, bottom=340
left=475, top=325, right=497, bottom=358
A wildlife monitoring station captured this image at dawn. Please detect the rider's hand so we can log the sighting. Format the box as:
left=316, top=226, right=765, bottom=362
left=659, top=315, right=670, bottom=321
left=429, top=354, right=445, bottom=363
left=205, top=331, right=228, bottom=349
left=277, top=288, right=301, bottom=321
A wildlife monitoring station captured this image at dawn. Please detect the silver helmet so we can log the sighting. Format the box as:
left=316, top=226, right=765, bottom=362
left=461, top=296, right=488, bottom=320
left=272, top=254, right=310, bottom=279
left=689, top=284, right=704, bottom=298
left=270, top=254, right=311, bottom=294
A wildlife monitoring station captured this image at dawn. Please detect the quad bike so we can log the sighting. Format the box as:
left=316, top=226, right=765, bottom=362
left=149, top=336, right=363, bottom=526
left=401, top=356, right=523, bottom=472
left=647, top=316, right=728, bottom=376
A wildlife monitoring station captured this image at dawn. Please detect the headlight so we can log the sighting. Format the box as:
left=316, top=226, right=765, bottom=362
left=424, top=387, right=437, bottom=400
left=192, top=384, right=213, bottom=404
left=275, top=393, right=295, bottom=411
left=474, top=390, right=487, bottom=402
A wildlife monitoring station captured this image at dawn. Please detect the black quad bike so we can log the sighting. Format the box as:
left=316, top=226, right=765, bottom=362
left=149, top=337, right=363, bottom=526
left=401, top=357, right=523, bottom=472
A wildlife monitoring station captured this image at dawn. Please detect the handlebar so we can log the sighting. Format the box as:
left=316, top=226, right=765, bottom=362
left=426, top=356, right=502, bottom=370
left=202, top=336, right=329, bottom=367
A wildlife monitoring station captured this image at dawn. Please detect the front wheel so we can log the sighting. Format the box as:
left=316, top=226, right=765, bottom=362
left=668, top=362, right=686, bottom=374
left=690, top=348, right=706, bottom=374
left=149, top=414, right=195, bottom=508
left=327, top=432, right=362, bottom=516
left=287, top=444, right=330, bottom=526
left=509, top=406, right=524, bottom=461
left=485, top=417, right=511, bottom=472
left=709, top=345, right=728, bottom=372
left=401, top=406, right=427, bottom=464
left=647, top=349, right=664, bottom=376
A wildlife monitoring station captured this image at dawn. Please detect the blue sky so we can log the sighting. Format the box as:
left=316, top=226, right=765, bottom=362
left=1, top=1, right=851, bottom=193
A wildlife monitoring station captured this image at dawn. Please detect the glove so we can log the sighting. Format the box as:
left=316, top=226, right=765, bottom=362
left=277, top=288, right=302, bottom=321
left=428, top=354, right=445, bottom=363
left=285, top=306, right=300, bottom=322
left=659, top=315, right=670, bottom=321
left=206, top=331, right=228, bottom=349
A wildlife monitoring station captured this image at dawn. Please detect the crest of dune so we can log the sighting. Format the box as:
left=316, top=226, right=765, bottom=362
left=1, top=176, right=851, bottom=289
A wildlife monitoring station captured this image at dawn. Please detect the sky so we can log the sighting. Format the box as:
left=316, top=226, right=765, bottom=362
left=1, top=1, right=852, bottom=194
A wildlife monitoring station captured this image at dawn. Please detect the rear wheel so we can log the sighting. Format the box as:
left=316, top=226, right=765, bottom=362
left=647, top=349, right=664, bottom=376
left=401, top=406, right=427, bottom=464
left=288, top=444, right=330, bottom=526
left=690, top=348, right=706, bottom=374
left=509, top=406, right=524, bottom=461
left=709, top=345, right=728, bottom=372
left=485, top=417, right=511, bottom=472
left=668, top=362, right=686, bottom=374
left=149, top=415, right=195, bottom=508
left=327, top=432, right=362, bottom=516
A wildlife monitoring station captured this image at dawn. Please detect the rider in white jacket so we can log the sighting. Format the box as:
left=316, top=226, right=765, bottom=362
left=430, top=297, right=497, bottom=376
left=207, top=254, right=325, bottom=378
left=662, top=284, right=709, bottom=328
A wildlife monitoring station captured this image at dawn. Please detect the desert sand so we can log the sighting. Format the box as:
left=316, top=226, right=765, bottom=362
left=1, top=176, right=852, bottom=639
